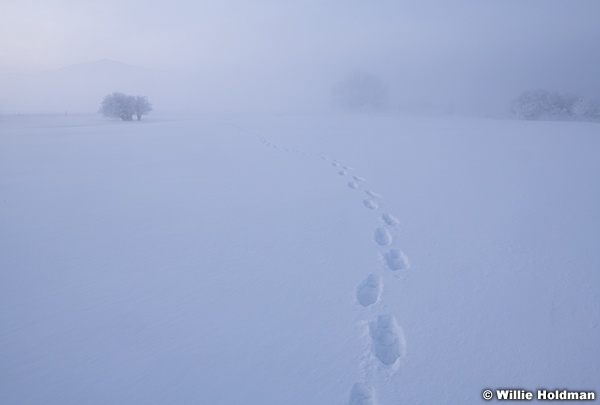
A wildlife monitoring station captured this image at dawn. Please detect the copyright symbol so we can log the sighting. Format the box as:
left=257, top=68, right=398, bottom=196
left=482, top=389, right=493, bottom=400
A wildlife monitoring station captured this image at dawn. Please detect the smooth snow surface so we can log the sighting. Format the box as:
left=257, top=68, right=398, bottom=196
left=1, top=113, right=599, bottom=404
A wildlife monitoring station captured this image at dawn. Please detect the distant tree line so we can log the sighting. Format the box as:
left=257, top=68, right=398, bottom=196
left=510, top=89, right=600, bottom=122
left=99, top=92, right=152, bottom=121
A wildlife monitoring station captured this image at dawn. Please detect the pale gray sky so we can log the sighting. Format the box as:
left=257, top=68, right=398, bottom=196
left=1, top=0, right=599, bottom=113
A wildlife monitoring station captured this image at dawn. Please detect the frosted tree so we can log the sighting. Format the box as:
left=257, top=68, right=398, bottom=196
left=99, top=93, right=152, bottom=121
left=510, top=89, right=578, bottom=121
left=99, top=92, right=135, bottom=121
left=572, top=97, right=600, bottom=121
left=133, top=96, right=152, bottom=121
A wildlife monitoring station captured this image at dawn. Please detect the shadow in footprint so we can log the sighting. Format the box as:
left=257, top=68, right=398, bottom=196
left=356, top=274, right=382, bottom=307
left=370, top=314, right=405, bottom=366
left=381, top=213, right=399, bottom=227
left=363, top=199, right=379, bottom=210
left=348, top=382, right=375, bottom=405
left=383, top=249, right=409, bottom=271
left=374, top=228, right=392, bottom=246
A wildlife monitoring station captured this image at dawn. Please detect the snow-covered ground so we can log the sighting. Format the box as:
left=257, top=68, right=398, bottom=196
left=1, top=113, right=599, bottom=404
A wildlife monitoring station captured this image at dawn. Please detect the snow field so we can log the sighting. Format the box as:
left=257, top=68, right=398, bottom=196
left=1, top=113, right=599, bottom=404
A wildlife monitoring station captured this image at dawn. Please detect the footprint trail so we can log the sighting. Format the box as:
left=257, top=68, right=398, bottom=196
left=249, top=128, right=412, bottom=404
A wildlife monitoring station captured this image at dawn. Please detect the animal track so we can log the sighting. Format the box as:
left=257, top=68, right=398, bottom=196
left=356, top=274, right=382, bottom=307
left=373, top=228, right=392, bottom=246
left=381, top=213, right=399, bottom=227
left=348, top=181, right=359, bottom=189
left=370, top=314, right=405, bottom=366
left=348, top=382, right=375, bottom=405
left=353, top=175, right=366, bottom=182
left=338, top=170, right=347, bottom=176
left=383, top=249, right=409, bottom=271
left=363, top=199, right=379, bottom=210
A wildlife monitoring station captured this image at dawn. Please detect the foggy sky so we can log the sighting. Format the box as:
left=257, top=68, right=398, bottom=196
left=1, top=0, right=599, bottom=114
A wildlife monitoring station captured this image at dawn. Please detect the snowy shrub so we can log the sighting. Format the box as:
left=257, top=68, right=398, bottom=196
left=99, top=92, right=152, bottom=121
left=332, top=73, right=391, bottom=112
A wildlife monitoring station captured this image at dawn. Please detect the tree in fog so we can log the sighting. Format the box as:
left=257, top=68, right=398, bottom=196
left=332, top=73, right=391, bottom=112
left=510, top=89, right=599, bottom=122
left=572, top=97, right=600, bottom=121
left=133, top=96, right=152, bottom=121
left=99, top=92, right=152, bottom=121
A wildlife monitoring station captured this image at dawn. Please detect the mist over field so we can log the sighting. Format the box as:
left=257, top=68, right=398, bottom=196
left=1, top=1, right=599, bottom=404
left=1, top=0, right=599, bottom=115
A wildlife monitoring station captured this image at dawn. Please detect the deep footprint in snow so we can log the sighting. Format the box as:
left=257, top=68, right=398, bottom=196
left=348, top=181, right=359, bottom=189
left=381, top=213, right=400, bottom=227
left=363, top=198, right=379, bottom=210
left=338, top=170, right=347, bottom=176
left=374, top=227, right=392, bottom=246
left=356, top=274, right=382, bottom=307
left=365, top=190, right=381, bottom=198
left=348, top=382, right=375, bottom=405
left=383, top=249, right=409, bottom=271
left=370, top=314, right=405, bottom=366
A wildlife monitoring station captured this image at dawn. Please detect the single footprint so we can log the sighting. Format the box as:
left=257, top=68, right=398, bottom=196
left=383, top=249, right=409, bottom=271
left=332, top=162, right=341, bottom=167
left=381, top=213, right=400, bottom=227
left=374, top=227, right=392, bottom=246
left=338, top=170, right=347, bottom=176
left=370, top=314, right=405, bottom=366
left=353, top=175, right=366, bottom=182
left=365, top=190, right=381, bottom=198
left=343, top=166, right=354, bottom=171
left=356, top=274, right=382, bottom=307
left=363, top=199, right=379, bottom=210
left=348, top=382, right=375, bottom=405
left=348, top=181, right=359, bottom=189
